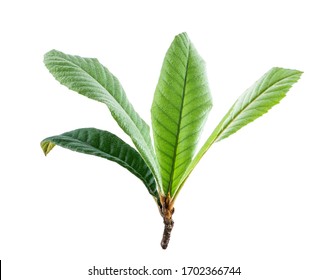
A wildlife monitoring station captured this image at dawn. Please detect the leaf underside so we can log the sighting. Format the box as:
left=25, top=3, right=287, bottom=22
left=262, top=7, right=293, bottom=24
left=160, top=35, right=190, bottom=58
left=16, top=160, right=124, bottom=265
left=213, top=67, right=303, bottom=142
left=174, top=67, right=303, bottom=200
left=41, top=128, right=158, bottom=200
left=151, top=33, right=212, bottom=196
left=44, top=50, right=161, bottom=190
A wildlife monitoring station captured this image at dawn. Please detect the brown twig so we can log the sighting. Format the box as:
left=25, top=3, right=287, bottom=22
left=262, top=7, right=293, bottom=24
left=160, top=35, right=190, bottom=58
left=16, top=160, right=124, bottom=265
left=160, top=195, right=174, bottom=249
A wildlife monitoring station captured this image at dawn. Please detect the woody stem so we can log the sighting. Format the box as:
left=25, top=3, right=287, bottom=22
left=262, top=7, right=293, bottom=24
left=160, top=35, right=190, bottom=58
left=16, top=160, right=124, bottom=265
left=160, top=196, right=174, bottom=249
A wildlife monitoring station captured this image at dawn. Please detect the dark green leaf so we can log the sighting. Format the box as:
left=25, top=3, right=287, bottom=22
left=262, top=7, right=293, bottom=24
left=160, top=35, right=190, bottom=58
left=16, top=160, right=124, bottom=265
left=41, top=128, right=158, bottom=200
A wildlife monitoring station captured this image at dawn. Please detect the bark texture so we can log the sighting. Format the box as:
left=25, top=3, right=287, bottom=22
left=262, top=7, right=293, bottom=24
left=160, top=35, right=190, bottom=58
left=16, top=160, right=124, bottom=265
left=160, top=196, right=174, bottom=249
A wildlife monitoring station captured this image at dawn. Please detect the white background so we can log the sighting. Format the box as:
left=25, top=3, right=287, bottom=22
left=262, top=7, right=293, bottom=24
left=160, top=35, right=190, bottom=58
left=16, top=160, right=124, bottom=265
left=1, top=0, right=326, bottom=279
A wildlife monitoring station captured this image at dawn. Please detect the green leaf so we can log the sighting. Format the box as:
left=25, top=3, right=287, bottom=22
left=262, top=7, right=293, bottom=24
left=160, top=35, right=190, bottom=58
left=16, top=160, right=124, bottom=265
left=173, top=67, right=303, bottom=200
left=151, top=33, right=212, bottom=196
left=44, top=50, right=162, bottom=191
left=41, top=128, right=159, bottom=200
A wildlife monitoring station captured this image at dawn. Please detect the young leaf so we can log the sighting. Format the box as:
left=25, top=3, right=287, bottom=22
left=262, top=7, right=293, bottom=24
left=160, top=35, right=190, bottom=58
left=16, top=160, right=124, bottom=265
left=41, top=128, right=159, bottom=200
left=41, top=34, right=303, bottom=249
left=173, top=67, right=303, bottom=200
left=44, top=50, right=162, bottom=191
left=151, top=33, right=212, bottom=196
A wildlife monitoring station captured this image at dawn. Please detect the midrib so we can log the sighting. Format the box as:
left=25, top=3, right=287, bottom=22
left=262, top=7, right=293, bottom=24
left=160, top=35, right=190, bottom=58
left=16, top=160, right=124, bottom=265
left=168, top=48, right=190, bottom=194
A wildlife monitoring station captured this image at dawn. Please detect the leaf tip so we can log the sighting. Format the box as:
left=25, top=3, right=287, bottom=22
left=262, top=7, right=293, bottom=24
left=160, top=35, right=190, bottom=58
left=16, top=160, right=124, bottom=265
left=40, top=140, right=55, bottom=156
left=273, top=67, right=303, bottom=78
left=44, top=49, right=57, bottom=60
left=288, top=68, right=304, bottom=84
left=174, top=32, right=190, bottom=43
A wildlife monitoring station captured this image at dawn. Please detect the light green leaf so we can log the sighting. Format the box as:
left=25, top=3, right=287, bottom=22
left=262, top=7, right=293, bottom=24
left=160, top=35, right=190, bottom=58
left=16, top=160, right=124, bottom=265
left=173, top=67, right=302, bottom=200
left=151, top=33, right=212, bottom=196
left=41, top=128, right=159, bottom=200
left=44, top=50, right=162, bottom=191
